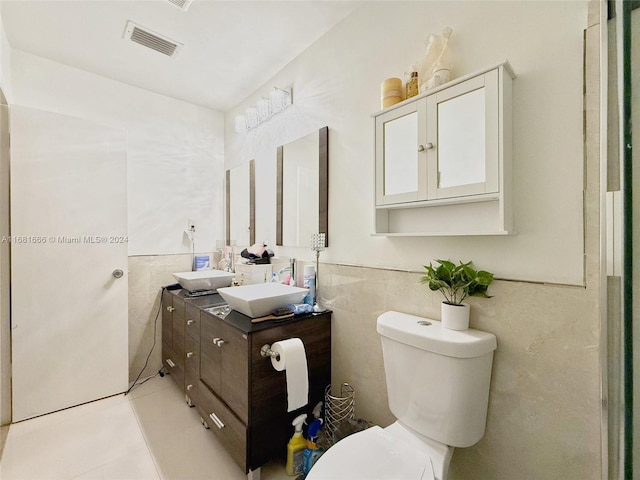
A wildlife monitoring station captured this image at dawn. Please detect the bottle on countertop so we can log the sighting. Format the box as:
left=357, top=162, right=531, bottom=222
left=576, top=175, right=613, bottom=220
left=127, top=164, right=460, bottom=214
left=303, top=277, right=315, bottom=306
left=303, top=265, right=315, bottom=288
left=286, top=414, right=307, bottom=476
left=303, top=264, right=316, bottom=305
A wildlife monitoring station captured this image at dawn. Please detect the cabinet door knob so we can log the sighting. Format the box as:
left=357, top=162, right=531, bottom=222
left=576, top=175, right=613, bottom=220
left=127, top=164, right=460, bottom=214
left=186, top=352, right=195, bottom=358
left=216, top=339, right=225, bottom=347
left=418, top=143, right=434, bottom=152
left=187, top=319, right=195, bottom=326
left=166, top=306, right=175, bottom=312
left=112, top=269, right=124, bottom=279
left=186, top=384, right=193, bottom=391
left=166, top=359, right=176, bottom=368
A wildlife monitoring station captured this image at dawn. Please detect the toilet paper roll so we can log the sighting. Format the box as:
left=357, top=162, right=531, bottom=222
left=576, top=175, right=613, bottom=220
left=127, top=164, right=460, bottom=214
left=270, top=338, right=309, bottom=412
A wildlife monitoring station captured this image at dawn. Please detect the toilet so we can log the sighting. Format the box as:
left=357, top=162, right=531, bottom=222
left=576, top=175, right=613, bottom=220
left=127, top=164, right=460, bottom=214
left=307, top=311, right=497, bottom=480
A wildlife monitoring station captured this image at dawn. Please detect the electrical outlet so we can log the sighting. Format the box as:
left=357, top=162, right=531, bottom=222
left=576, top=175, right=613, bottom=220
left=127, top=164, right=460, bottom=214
left=188, top=218, right=196, bottom=232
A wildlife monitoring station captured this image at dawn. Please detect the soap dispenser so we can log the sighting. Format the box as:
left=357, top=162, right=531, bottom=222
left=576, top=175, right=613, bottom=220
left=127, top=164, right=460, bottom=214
left=286, top=414, right=307, bottom=476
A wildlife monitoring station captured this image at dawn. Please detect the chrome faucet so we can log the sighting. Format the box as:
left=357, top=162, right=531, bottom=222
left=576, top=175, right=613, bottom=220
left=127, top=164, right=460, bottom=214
left=277, top=258, right=296, bottom=285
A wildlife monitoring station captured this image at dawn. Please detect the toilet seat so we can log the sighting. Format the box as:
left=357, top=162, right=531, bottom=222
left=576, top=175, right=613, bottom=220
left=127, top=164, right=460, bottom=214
left=306, top=426, right=435, bottom=480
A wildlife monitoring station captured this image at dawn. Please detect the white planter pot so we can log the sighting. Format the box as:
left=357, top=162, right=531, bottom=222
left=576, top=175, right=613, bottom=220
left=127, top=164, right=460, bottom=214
left=441, top=302, right=470, bottom=330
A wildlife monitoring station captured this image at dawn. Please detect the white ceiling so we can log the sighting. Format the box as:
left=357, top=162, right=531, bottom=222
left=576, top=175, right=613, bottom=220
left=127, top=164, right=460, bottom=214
left=1, top=0, right=362, bottom=111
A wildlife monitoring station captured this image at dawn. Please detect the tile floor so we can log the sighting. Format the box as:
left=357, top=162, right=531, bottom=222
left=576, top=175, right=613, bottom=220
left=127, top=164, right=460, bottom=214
left=0, top=375, right=290, bottom=480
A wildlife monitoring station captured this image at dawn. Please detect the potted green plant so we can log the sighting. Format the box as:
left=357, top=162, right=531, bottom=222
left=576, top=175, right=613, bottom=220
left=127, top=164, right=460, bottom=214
left=420, top=259, right=494, bottom=330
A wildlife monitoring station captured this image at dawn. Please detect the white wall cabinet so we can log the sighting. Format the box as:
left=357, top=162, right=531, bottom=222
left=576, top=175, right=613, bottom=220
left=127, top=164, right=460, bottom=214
left=373, top=61, right=515, bottom=236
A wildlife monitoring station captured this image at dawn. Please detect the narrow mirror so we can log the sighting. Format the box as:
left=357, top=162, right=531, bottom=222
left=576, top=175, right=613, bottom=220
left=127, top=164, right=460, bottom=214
left=226, top=160, right=255, bottom=247
left=276, top=126, right=328, bottom=247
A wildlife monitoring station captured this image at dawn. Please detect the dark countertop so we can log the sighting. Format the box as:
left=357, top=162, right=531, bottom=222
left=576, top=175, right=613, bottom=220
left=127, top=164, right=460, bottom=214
left=204, top=308, right=331, bottom=334
left=168, top=287, right=330, bottom=334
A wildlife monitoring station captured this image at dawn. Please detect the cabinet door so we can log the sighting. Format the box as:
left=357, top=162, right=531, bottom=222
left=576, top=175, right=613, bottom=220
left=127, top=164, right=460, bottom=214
left=375, top=101, right=427, bottom=205
left=161, top=290, right=173, bottom=347
left=219, top=322, right=249, bottom=423
left=426, top=69, right=499, bottom=199
left=201, top=313, right=223, bottom=394
left=200, top=313, right=249, bottom=423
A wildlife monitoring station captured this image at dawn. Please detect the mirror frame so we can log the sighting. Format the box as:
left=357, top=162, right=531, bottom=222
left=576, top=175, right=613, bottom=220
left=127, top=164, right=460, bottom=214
left=276, top=126, right=328, bottom=247
left=226, top=159, right=255, bottom=246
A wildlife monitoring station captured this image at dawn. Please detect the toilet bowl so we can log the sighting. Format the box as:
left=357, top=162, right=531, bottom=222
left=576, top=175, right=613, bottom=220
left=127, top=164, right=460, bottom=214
left=307, top=311, right=496, bottom=480
left=306, top=421, right=452, bottom=480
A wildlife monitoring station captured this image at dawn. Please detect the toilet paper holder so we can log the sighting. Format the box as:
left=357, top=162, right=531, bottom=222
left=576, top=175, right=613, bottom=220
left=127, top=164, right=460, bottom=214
left=260, top=344, right=280, bottom=361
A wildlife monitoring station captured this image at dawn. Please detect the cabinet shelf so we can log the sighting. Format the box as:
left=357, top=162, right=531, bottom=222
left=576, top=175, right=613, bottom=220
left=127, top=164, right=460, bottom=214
left=372, top=230, right=512, bottom=237
left=375, top=192, right=500, bottom=210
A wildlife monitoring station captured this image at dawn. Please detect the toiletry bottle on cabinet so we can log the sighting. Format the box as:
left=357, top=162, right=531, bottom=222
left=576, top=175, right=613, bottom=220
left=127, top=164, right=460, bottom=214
left=406, top=71, right=419, bottom=99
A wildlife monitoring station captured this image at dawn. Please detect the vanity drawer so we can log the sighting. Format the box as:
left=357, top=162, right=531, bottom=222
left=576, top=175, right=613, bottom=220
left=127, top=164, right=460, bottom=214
left=184, top=335, right=200, bottom=371
left=185, top=303, right=201, bottom=341
left=198, top=380, right=247, bottom=471
left=163, top=341, right=184, bottom=389
left=172, top=309, right=185, bottom=356
left=185, top=366, right=199, bottom=407
left=161, top=291, right=173, bottom=346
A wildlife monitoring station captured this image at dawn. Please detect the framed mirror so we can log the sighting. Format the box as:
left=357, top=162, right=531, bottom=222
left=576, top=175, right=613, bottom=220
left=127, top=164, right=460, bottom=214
left=276, top=126, right=328, bottom=247
left=226, top=159, right=255, bottom=246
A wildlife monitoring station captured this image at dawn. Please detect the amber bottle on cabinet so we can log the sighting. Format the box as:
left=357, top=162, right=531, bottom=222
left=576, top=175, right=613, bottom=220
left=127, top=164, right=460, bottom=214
left=406, top=71, right=419, bottom=99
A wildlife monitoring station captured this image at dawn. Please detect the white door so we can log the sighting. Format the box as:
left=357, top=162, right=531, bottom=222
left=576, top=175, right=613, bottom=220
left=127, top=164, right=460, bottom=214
left=10, top=105, right=128, bottom=421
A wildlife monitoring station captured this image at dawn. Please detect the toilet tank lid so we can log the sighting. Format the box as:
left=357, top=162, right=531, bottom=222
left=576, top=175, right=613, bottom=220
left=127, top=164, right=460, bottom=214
left=377, top=311, right=497, bottom=358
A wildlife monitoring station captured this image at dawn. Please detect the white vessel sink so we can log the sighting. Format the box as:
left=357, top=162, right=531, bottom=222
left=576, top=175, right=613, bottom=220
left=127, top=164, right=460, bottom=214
left=173, top=270, right=234, bottom=292
left=217, top=283, right=309, bottom=318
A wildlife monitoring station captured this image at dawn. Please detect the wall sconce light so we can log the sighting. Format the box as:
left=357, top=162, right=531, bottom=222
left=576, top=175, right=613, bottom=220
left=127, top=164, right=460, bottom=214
left=235, top=87, right=292, bottom=133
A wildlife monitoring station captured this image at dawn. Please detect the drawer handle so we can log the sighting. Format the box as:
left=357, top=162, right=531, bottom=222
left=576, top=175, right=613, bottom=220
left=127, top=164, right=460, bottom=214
left=166, top=359, right=176, bottom=368
left=209, top=412, right=225, bottom=429
left=187, top=319, right=195, bottom=326
left=186, top=352, right=195, bottom=358
left=166, top=306, right=175, bottom=312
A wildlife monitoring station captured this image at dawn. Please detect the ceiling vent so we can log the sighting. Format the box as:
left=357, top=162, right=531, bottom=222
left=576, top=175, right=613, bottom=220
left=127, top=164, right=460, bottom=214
left=124, top=21, right=183, bottom=57
left=167, top=0, right=193, bottom=11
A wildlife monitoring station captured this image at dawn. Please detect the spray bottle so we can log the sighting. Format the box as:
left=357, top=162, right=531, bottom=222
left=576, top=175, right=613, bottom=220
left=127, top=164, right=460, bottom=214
left=286, top=413, right=307, bottom=476
left=302, top=402, right=325, bottom=475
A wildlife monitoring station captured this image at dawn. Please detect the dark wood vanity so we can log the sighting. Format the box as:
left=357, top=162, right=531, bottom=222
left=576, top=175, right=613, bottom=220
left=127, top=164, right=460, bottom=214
left=161, top=288, right=332, bottom=476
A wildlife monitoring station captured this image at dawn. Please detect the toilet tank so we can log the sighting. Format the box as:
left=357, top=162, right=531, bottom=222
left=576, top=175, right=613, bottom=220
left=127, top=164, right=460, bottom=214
left=377, top=311, right=497, bottom=448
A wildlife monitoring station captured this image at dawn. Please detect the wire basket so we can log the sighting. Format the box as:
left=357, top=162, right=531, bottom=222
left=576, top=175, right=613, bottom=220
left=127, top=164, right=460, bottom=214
left=324, top=383, right=355, bottom=445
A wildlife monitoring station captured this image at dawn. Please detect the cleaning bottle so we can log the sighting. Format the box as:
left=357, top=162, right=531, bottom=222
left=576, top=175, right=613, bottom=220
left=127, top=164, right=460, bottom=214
left=286, top=413, right=307, bottom=476
left=302, top=402, right=325, bottom=475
